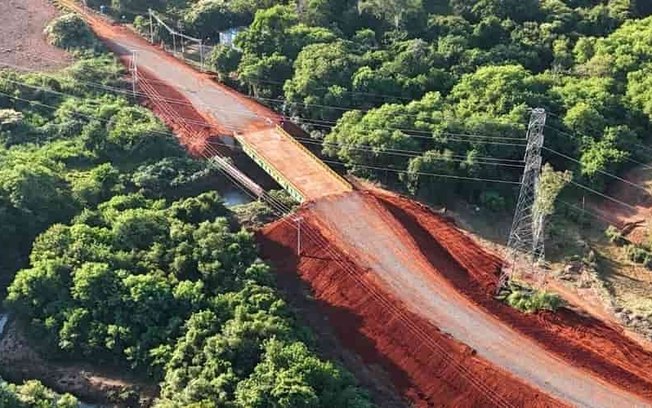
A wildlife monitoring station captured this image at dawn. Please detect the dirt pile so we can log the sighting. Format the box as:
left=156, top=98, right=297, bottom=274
left=373, top=189, right=652, bottom=401
left=258, top=214, right=565, bottom=408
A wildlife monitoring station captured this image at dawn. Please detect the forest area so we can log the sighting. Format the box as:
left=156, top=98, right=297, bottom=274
left=2, top=0, right=652, bottom=406
left=124, top=0, right=652, bottom=259
left=121, top=0, right=652, bottom=200
left=0, top=11, right=370, bottom=407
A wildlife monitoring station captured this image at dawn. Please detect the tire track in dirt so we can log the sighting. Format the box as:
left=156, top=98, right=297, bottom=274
left=258, top=218, right=564, bottom=408
left=303, top=190, right=652, bottom=407
left=372, top=189, right=652, bottom=404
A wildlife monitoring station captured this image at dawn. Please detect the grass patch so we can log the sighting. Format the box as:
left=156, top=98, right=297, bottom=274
left=497, top=283, right=563, bottom=313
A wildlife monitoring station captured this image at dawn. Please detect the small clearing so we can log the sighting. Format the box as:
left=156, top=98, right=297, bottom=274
left=0, top=0, right=71, bottom=71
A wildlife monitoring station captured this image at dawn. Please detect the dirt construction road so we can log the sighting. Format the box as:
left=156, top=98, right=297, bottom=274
left=59, top=0, right=350, bottom=201
left=61, top=2, right=652, bottom=406
left=310, top=191, right=652, bottom=408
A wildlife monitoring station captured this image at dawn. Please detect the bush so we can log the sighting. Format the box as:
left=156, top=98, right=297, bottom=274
left=625, top=245, right=652, bottom=268
left=499, top=284, right=563, bottom=313
left=605, top=225, right=626, bottom=245
left=479, top=190, right=506, bottom=212
left=44, top=14, right=97, bottom=51
left=0, top=378, right=79, bottom=407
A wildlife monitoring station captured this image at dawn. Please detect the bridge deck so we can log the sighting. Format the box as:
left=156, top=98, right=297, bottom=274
left=60, top=0, right=351, bottom=201
left=237, top=128, right=351, bottom=201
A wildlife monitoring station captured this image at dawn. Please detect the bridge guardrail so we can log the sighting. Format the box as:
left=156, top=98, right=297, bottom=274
left=233, top=132, right=305, bottom=203
left=274, top=125, right=352, bottom=191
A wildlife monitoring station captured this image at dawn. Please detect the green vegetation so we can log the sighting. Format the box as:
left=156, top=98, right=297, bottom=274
left=0, top=57, right=215, bottom=289
left=605, top=225, right=652, bottom=268
left=6, top=190, right=369, bottom=406
left=1, top=25, right=370, bottom=406
left=0, top=378, right=79, bottom=408
left=116, top=0, right=652, bottom=211
left=498, top=284, right=563, bottom=313
left=44, top=13, right=98, bottom=52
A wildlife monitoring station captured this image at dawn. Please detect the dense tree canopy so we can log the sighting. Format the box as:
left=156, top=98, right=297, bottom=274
left=129, top=0, right=651, bottom=197
left=122, top=0, right=644, bottom=209
left=2, top=42, right=370, bottom=408
left=0, top=378, right=79, bottom=408
left=0, top=58, right=218, bottom=289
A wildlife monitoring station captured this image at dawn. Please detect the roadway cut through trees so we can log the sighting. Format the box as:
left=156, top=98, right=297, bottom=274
left=56, top=0, right=352, bottom=203
left=59, top=2, right=652, bottom=406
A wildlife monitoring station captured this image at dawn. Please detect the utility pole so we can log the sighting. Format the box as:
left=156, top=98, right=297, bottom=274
left=128, top=50, right=138, bottom=98
left=178, top=21, right=185, bottom=54
left=148, top=9, right=154, bottom=43
left=199, top=39, right=204, bottom=71
left=497, top=108, right=546, bottom=293
left=294, top=216, right=303, bottom=257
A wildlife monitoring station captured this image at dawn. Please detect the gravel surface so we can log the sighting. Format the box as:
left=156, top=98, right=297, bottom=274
left=311, top=191, right=652, bottom=407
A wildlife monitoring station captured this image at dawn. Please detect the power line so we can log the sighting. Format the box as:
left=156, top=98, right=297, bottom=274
left=294, top=135, right=525, bottom=163
left=125, top=72, right=527, bottom=142
left=0, top=71, right=528, bottom=188
left=323, top=160, right=522, bottom=185
left=0, top=64, right=527, bottom=145
left=297, top=138, right=525, bottom=169
left=0, top=90, right=243, bottom=150
left=547, top=114, right=652, bottom=168
left=542, top=145, right=651, bottom=196
left=0, top=89, right=523, bottom=184
left=0, top=74, right=528, bottom=150
left=193, top=148, right=517, bottom=408
left=558, top=199, right=622, bottom=227
left=136, top=72, right=517, bottom=408
left=568, top=179, right=639, bottom=212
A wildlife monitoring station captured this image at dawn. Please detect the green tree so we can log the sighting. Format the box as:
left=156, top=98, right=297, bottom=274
left=447, top=65, right=549, bottom=118
left=239, top=53, right=293, bottom=97
left=358, top=0, right=423, bottom=29
left=533, top=163, right=572, bottom=217
left=402, top=150, right=459, bottom=203
left=284, top=41, right=361, bottom=120
left=626, top=63, right=652, bottom=121
left=44, top=14, right=97, bottom=51
left=209, top=45, right=243, bottom=80
left=183, top=0, right=234, bottom=39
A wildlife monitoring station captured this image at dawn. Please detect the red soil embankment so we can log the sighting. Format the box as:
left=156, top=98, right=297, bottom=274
left=258, top=215, right=565, bottom=408
left=135, top=67, right=221, bottom=157
left=372, top=189, right=652, bottom=402
left=70, top=3, right=282, bottom=133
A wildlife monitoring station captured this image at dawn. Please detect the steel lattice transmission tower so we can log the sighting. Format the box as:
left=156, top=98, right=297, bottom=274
left=498, top=108, right=547, bottom=291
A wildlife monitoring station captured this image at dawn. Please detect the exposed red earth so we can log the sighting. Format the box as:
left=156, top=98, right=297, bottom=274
left=135, top=67, right=217, bottom=157
left=57, top=2, right=652, bottom=406
left=372, top=188, right=652, bottom=401
left=258, top=215, right=565, bottom=408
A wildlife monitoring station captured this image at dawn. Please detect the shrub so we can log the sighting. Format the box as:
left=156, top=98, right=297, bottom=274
left=605, top=225, right=626, bottom=245
left=479, top=190, right=506, bottom=212
left=625, top=245, right=652, bottom=268
left=44, top=13, right=97, bottom=51
left=499, top=284, right=563, bottom=313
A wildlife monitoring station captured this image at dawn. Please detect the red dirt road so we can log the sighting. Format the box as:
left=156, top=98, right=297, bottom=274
left=287, top=189, right=652, bottom=407
left=58, top=0, right=350, bottom=201
left=259, top=217, right=565, bottom=408
left=374, top=190, right=652, bottom=401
